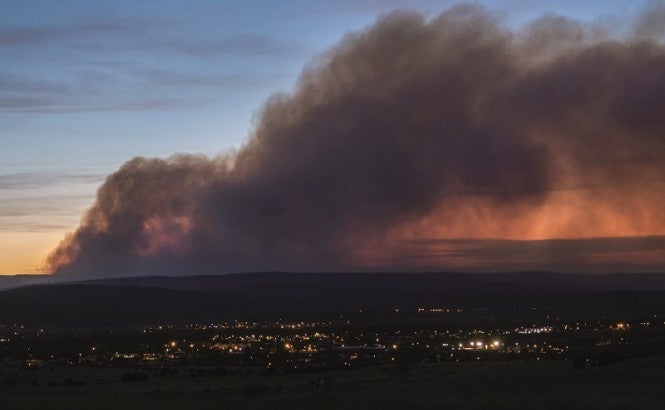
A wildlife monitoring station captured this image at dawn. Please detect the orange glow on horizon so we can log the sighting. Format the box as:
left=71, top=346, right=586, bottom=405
left=0, top=231, right=63, bottom=275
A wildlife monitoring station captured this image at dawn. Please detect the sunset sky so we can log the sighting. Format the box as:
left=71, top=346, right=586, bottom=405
left=2, top=0, right=662, bottom=276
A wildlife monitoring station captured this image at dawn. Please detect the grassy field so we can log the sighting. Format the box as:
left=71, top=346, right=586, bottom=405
left=2, top=357, right=665, bottom=409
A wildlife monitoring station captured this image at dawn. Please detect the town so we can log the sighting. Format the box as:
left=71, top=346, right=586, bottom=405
left=2, top=307, right=662, bottom=374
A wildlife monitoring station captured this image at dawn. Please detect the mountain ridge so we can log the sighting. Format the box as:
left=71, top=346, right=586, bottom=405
left=3, top=271, right=665, bottom=325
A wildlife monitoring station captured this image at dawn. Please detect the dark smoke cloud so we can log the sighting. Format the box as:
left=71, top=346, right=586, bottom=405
left=48, top=4, right=665, bottom=277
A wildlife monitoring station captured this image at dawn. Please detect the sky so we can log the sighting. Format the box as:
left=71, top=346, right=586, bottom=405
left=1, top=0, right=661, bottom=276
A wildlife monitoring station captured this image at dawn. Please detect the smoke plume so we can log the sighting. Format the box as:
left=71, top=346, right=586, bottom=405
left=48, top=4, right=665, bottom=276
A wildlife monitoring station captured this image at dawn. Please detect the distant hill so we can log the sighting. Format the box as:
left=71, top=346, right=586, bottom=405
left=5, top=271, right=665, bottom=293
left=0, top=274, right=52, bottom=291
left=2, top=272, right=665, bottom=325
left=75, top=271, right=665, bottom=293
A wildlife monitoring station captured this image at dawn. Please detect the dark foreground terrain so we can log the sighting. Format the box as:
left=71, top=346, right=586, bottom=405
left=2, top=357, right=665, bottom=410
left=3, top=272, right=665, bottom=408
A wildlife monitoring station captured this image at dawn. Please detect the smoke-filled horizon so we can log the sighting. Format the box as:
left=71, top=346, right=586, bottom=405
left=47, top=4, right=665, bottom=277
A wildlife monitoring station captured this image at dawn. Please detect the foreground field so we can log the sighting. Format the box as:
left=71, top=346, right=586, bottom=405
left=2, top=356, right=665, bottom=409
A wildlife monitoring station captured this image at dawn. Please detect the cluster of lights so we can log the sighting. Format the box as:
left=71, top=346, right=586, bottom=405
left=417, top=308, right=463, bottom=313
left=516, top=326, right=552, bottom=334
left=459, top=340, right=502, bottom=350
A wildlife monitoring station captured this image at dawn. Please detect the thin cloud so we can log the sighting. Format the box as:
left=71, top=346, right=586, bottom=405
left=1, top=10, right=305, bottom=116
left=0, top=97, right=56, bottom=109
left=130, top=69, right=287, bottom=89
left=168, top=34, right=306, bottom=58
left=0, top=74, right=69, bottom=94
left=0, top=172, right=104, bottom=190
left=0, top=16, right=166, bottom=47
left=0, top=97, right=212, bottom=113
left=0, top=171, right=100, bottom=233
left=2, top=15, right=305, bottom=59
